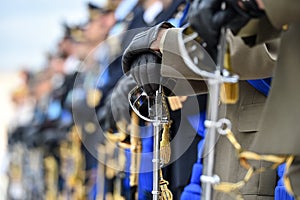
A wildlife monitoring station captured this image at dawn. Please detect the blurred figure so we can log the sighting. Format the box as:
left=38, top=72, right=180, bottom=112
left=84, top=2, right=117, bottom=50
left=69, top=1, right=122, bottom=199
left=9, top=87, right=33, bottom=132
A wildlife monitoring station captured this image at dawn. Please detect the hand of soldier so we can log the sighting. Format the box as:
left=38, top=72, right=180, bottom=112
left=122, top=22, right=173, bottom=96
left=130, top=53, right=162, bottom=96
left=224, top=0, right=265, bottom=34
left=189, top=0, right=265, bottom=57
left=98, top=75, right=137, bottom=131
left=189, top=0, right=226, bottom=59
left=110, top=75, right=137, bottom=124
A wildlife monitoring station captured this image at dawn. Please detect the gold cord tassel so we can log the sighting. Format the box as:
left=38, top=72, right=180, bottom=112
left=159, top=169, right=173, bottom=200
left=160, top=123, right=171, bottom=165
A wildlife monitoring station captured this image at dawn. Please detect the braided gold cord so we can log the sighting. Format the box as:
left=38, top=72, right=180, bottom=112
left=158, top=89, right=173, bottom=199
left=159, top=169, right=173, bottom=200
left=212, top=128, right=293, bottom=200
left=161, top=89, right=170, bottom=121
left=160, top=89, right=172, bottom=165
left=283, top=155, right=295, bottom=196
left=160, top=123, right=172, bottom=164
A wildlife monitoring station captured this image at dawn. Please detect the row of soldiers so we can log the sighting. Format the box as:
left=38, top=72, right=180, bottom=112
left=7, top=0, right=300, bottom=200
left=7, top=0, right=195, bottom=199
left=121, top=0, right=300, bottom=200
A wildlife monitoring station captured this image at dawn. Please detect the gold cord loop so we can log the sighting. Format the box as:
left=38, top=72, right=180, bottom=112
left=212, top=128, right=293, bottom=199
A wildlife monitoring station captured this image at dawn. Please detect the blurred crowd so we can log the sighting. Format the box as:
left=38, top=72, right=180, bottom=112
left=6, top=0, right=190, bottom=199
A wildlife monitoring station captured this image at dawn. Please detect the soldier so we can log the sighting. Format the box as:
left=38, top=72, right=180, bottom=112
left=188, top=0, right=300, bottom=198
left=73, top=1, right=127, bottom=199
left=121, top=1, right=207, bottom=199
left=121, top=3, right=280, bottom=199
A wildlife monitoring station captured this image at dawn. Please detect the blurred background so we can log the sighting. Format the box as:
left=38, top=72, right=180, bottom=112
left=0, top=0, right=191, bottom=199
left=0, top=0, right=143, bottom=198
left=0, top=0, right=86, bottom=72
left=0, top=1, right=86, bottom=198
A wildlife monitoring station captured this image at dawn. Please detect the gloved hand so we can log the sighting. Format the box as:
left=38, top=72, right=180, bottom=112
left=189, top=0, right=265, bottom=58
left=189, top=0, right=226, bottom=60
left=98, top=75, right=137, bottom=131
left=122, top=22, right=173, bottom=96
left=110, top=75, right=137, bottom=124
left=98, top=94, right=115, bottom=132
left=223, top=0, right=265, bottom=34
left=227, top=0, right=265, bottom=18
left=130, top=53, right=162, bottom=96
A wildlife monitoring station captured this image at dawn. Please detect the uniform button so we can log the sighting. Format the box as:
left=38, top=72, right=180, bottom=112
left=282, top=24, right=289, bottom=31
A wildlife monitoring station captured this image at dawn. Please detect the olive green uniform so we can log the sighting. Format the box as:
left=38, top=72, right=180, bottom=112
left=158, top=28, right=279, bottom=199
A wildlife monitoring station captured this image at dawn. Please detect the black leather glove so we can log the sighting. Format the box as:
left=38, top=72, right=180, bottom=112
left=189, top=0, right=265, bottom=58
left=223, top=0, right=265, bottom=34
left=98, top=95, right=114, bottom=131
left=130, top=53, right=162, bottom=96
left=122, top=22, right=173, bottom=73
left=122, top=22, right=173, bottom=96
left=228, top=0, right=265, bottom=18
left=110, top=75, right=137, bottom=124
left=98, top=75, right=137, bottom=131
left=189, top=0, right=226, bottom=60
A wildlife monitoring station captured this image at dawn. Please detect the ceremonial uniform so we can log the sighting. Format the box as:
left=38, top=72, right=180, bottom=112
left=113, top=1, right=198, bottom=199
left=236, top=0, right=300, bottom=197
left=156, top=29, right=280, bottom=199
left=251, top=1, right=300, bottom=154
left=124, top=24, right=278, bottom=199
